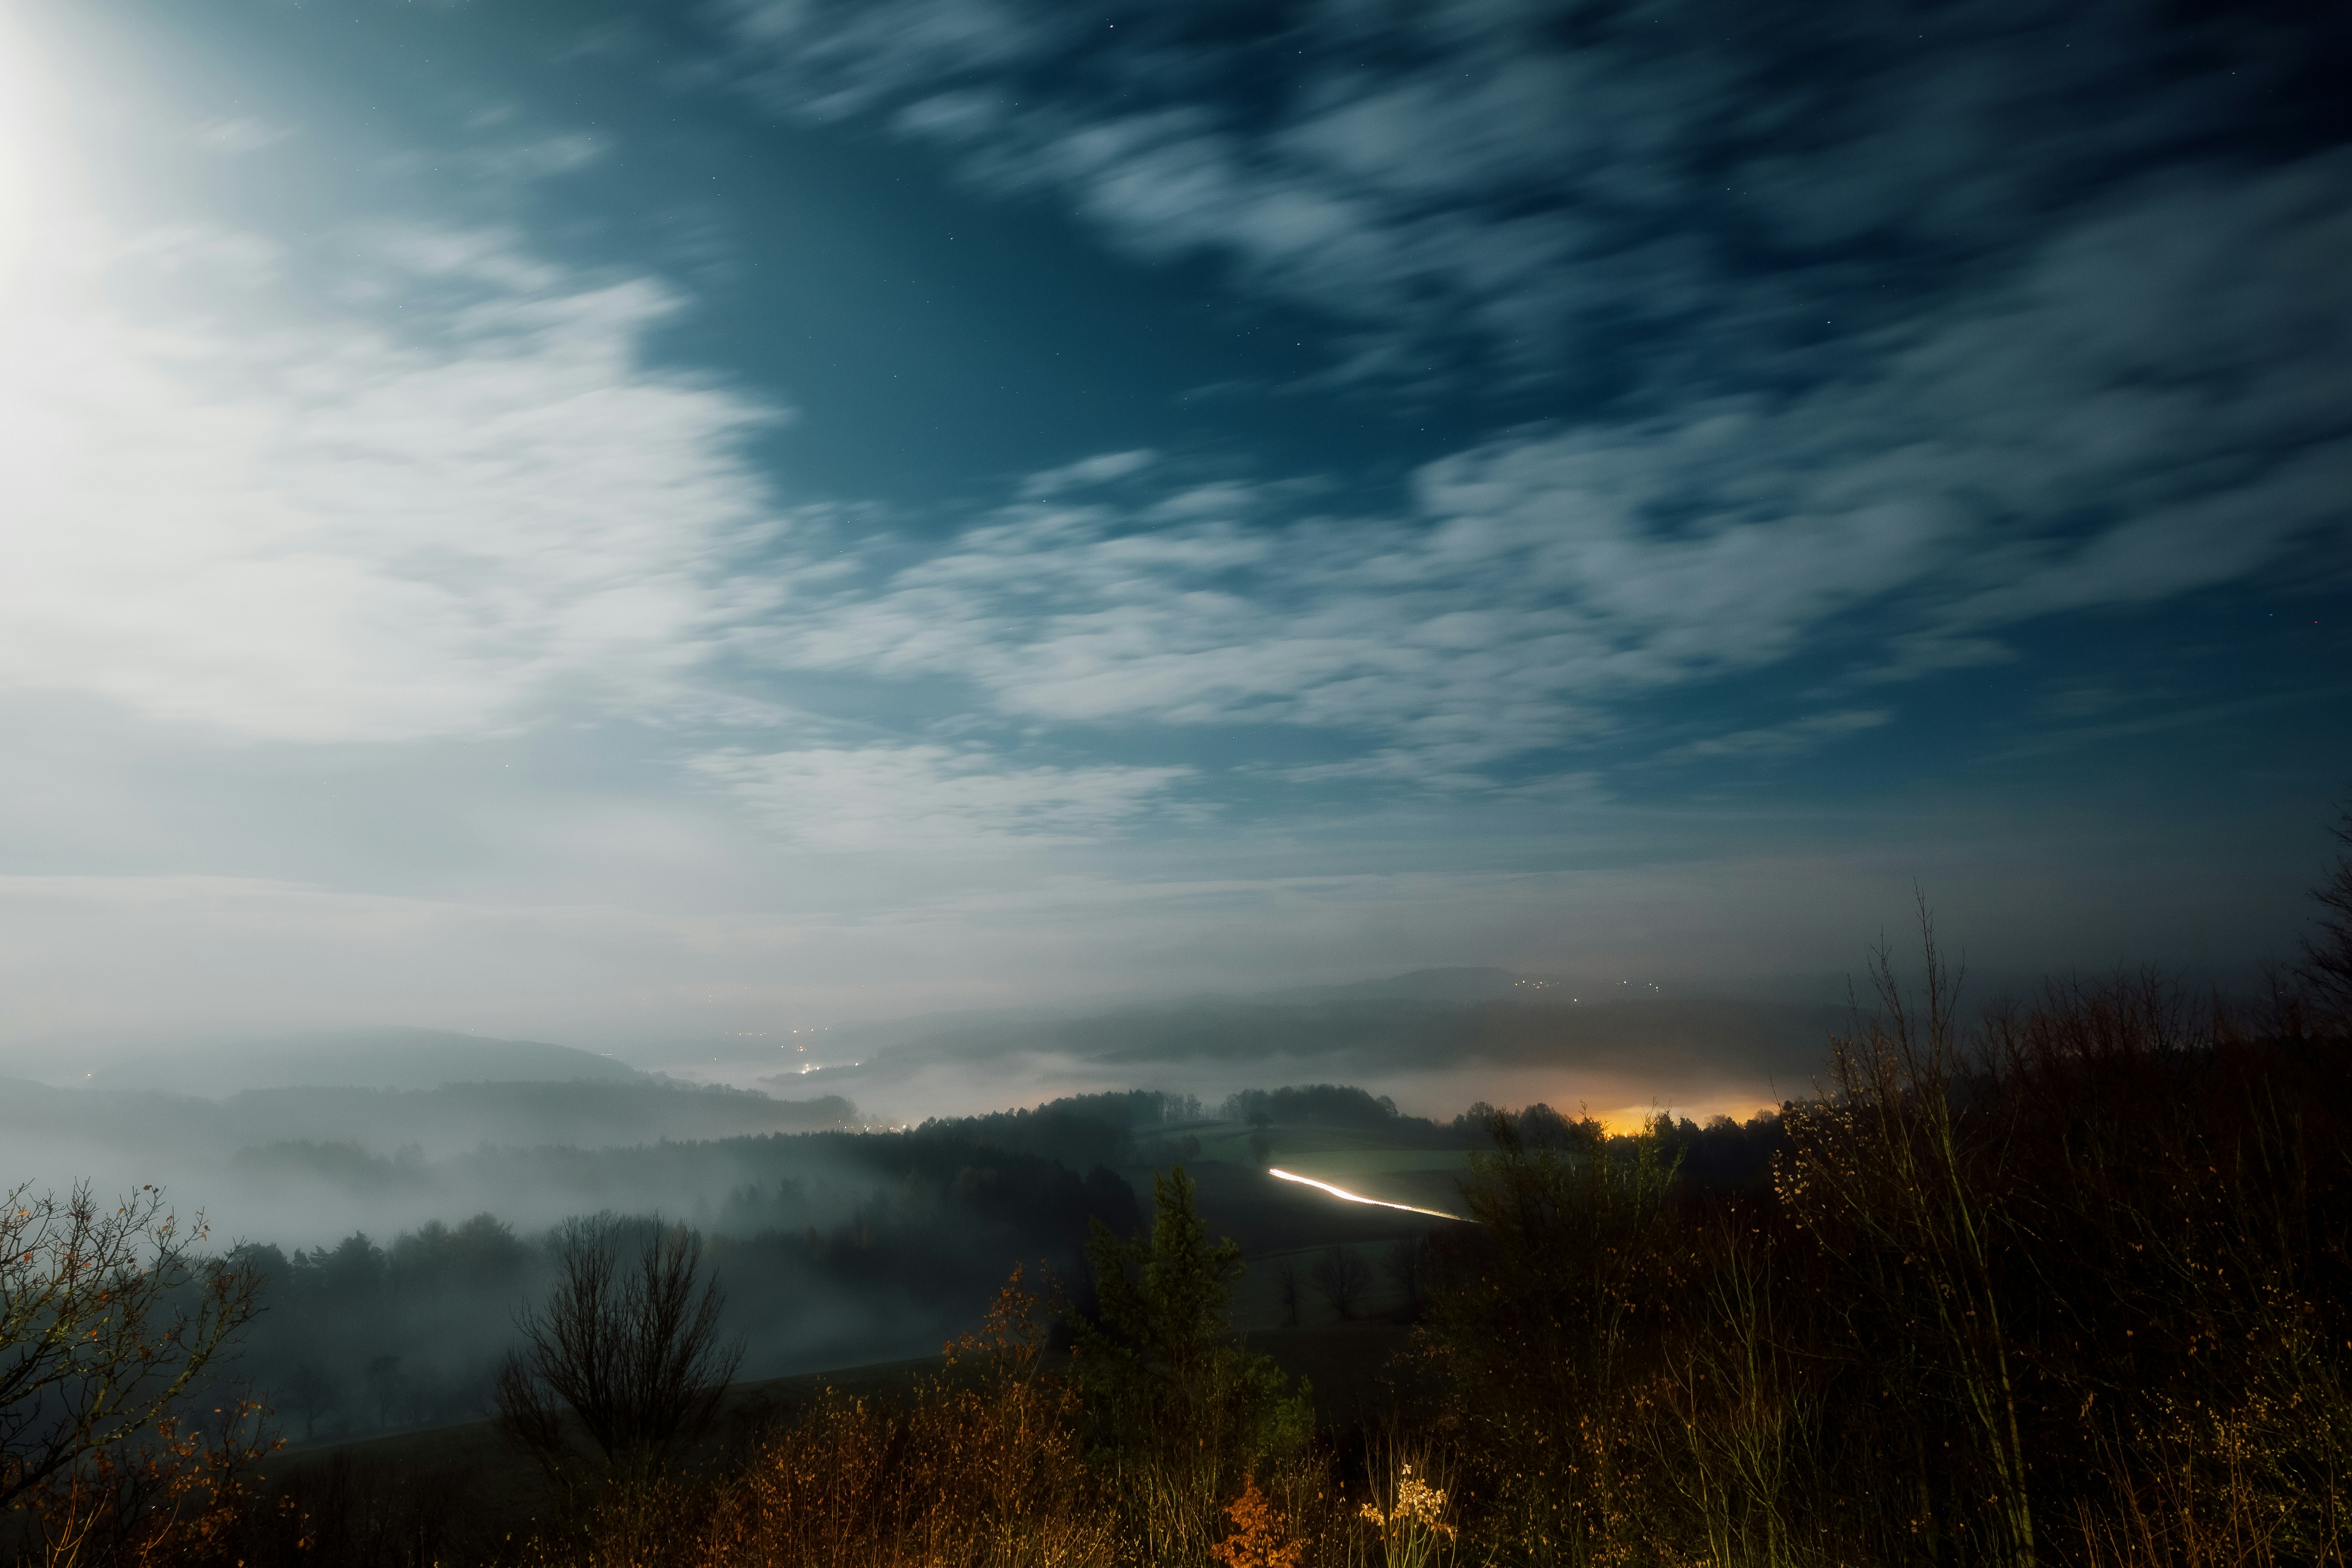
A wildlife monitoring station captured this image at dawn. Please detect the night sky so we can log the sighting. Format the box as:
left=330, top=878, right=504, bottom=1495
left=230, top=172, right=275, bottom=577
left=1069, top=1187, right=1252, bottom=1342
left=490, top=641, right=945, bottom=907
left=2, top=0, right=2346, bottom=1058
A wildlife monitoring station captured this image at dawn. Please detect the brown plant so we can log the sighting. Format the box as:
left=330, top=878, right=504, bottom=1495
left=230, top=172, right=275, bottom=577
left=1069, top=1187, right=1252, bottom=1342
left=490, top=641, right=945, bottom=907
left=1212, top=1476, right=1305, bottom=1568
left=13, top=1396, right=291, bottom=1568
left=0, top=1184, right=260, bottom=1513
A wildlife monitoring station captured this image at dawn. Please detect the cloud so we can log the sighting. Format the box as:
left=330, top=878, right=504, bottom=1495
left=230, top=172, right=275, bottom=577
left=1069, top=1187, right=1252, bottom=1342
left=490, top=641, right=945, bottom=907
left=675, top=0, right=2351, bottom=803
left=455, top=132, right=611, bottom=184
left=1018, top=448, right=1157, bottom=499
left=14, top=145, right=2334, bottom=810
left=714, top=0, right=2317, bottom=393
left=195, top=117, right=290, bottom=155
left=750, top=152, right=2349, bottom=787
left=771, top=433, right=1925, bottom=772
left=0, top=213, right=788, bottom=743
left=1659, top=711, right=1893, bottom=765
left=690, top=745, right=1192, bottom=849
left=11, top=0, right=2344, bottom=858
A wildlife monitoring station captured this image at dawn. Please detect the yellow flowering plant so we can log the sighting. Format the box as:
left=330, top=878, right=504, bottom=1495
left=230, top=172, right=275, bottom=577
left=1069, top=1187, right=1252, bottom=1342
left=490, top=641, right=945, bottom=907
left=1355, top=1455, right=1458, bottom=1568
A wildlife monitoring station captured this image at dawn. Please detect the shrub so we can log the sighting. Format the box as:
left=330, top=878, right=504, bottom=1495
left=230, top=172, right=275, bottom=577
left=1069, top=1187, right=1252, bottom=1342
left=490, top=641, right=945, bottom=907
left=515, top=1267, right=1113, bottom=1568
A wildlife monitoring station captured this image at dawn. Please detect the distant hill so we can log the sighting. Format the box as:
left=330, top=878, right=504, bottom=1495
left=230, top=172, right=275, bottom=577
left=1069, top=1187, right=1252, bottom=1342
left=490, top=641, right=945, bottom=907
left=1036, top=994, right=1837, bottom=1080
left=829, top=980, right=1839, bottom=1098
left=0, top=1077, right=859, bottom=1166
left=8, top=1026, right=642, bottom=1095
left=1258, top=966, right=1525, bottom=1003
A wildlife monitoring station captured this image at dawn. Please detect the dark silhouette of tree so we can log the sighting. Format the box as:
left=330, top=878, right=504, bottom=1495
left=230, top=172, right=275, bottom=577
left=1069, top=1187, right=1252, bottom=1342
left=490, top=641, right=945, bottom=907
left=316, top=1233, right=387, bottom=1302
left=2299, top=794, right=2352, bottom=1022
left=1081, top=1169, right=1246, bottom=1415
left=1310, top=1246, right=1370, bottom=1320
left=1223, top=1085, right=1404, bottom=1131
left=0, top=1182, right=260, bottom=1510
left=494, top=1217, right=742, bottom=1474
left=283, top=1363, right=339, bottom=1443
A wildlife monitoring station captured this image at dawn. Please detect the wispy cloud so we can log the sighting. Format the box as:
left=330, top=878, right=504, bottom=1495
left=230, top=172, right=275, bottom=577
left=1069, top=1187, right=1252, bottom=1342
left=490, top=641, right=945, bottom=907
left=451, top=132, right=612, bottom=185
left=10, top=150, right=2341, bottom=805
left=690, top=745, right=1192, bottom=849
left=1657, top=711, right=1892, bottom=765
left=763, top=150, right=2349, bottom=787
left=686, top=0, right=2349, bottom=803
left=194, top=117, right=290, bottom=155
left=1017, top=448, right=1157, bottom=500
left=714, top=0, right=2315, bottom=396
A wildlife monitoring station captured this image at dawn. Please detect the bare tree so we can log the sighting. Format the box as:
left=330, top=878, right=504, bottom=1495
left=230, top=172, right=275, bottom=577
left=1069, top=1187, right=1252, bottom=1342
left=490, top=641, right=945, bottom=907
left=0, top=1182, right=261, bottom=1510
left=2298, top=795, right=2352, bottom=1023
left=494, top=1217, right=743, bottom=1474
left=1275, top=1257, right=1301, bottom=1327
left=1310, top=1245, right=1370, bottom=1322
left=283, top=1363, right=339, bottom=1443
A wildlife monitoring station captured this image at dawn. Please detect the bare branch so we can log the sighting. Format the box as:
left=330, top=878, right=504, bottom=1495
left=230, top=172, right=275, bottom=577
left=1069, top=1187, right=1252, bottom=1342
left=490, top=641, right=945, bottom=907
left=0, top=1182, right=261, bottom=1509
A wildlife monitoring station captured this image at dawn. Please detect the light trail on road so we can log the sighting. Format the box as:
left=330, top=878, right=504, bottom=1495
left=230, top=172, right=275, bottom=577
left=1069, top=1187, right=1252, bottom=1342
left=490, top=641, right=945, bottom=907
left=1266, top=1167, right=1468, bottom=1221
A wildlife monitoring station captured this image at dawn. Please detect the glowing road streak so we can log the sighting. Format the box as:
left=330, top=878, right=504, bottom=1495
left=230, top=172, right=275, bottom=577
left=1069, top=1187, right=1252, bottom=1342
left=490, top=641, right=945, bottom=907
left=1266, top=1167, right=1467, bottom=1221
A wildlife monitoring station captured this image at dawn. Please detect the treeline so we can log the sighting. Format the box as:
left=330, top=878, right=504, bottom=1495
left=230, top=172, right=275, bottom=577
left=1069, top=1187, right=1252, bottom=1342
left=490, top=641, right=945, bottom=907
left=907, top=1084, right=1461, bottom=1169
left=1462, top=1099, right=1791, bottom=1189
left=914, top=1089, right=1208, bottom=1171
left=218, top=1122, right=1143, bottom=1444
left=1222, top=1083, right=1422, bottom=1132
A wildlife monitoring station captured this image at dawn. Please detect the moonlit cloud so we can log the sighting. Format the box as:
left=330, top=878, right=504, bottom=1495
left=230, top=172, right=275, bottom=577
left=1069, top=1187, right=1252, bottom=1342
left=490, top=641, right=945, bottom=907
left=453, top=132, right=612, bottom=184
left=708, top=0, right=2348, bottom=789
left=194, top=117, right=290, bottom=155
left=0, top=0, right=2342, bottom=1075
left=715, top=0, right=2326, bottom=396
left=1659, top=711, right=1893, bottom=765
left=761, top=160, right=2350, bottom=783
left=690, top=745, right=1193, bottom=849
left=0, top=215, right=787, bottom=742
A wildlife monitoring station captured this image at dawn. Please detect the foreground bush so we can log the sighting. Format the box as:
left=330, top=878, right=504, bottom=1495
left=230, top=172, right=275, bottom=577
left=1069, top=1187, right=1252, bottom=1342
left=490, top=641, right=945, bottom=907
left=513, top=1263, right=1211, bottom=1568
left=1421, top=932, right=2352, bottom=1567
